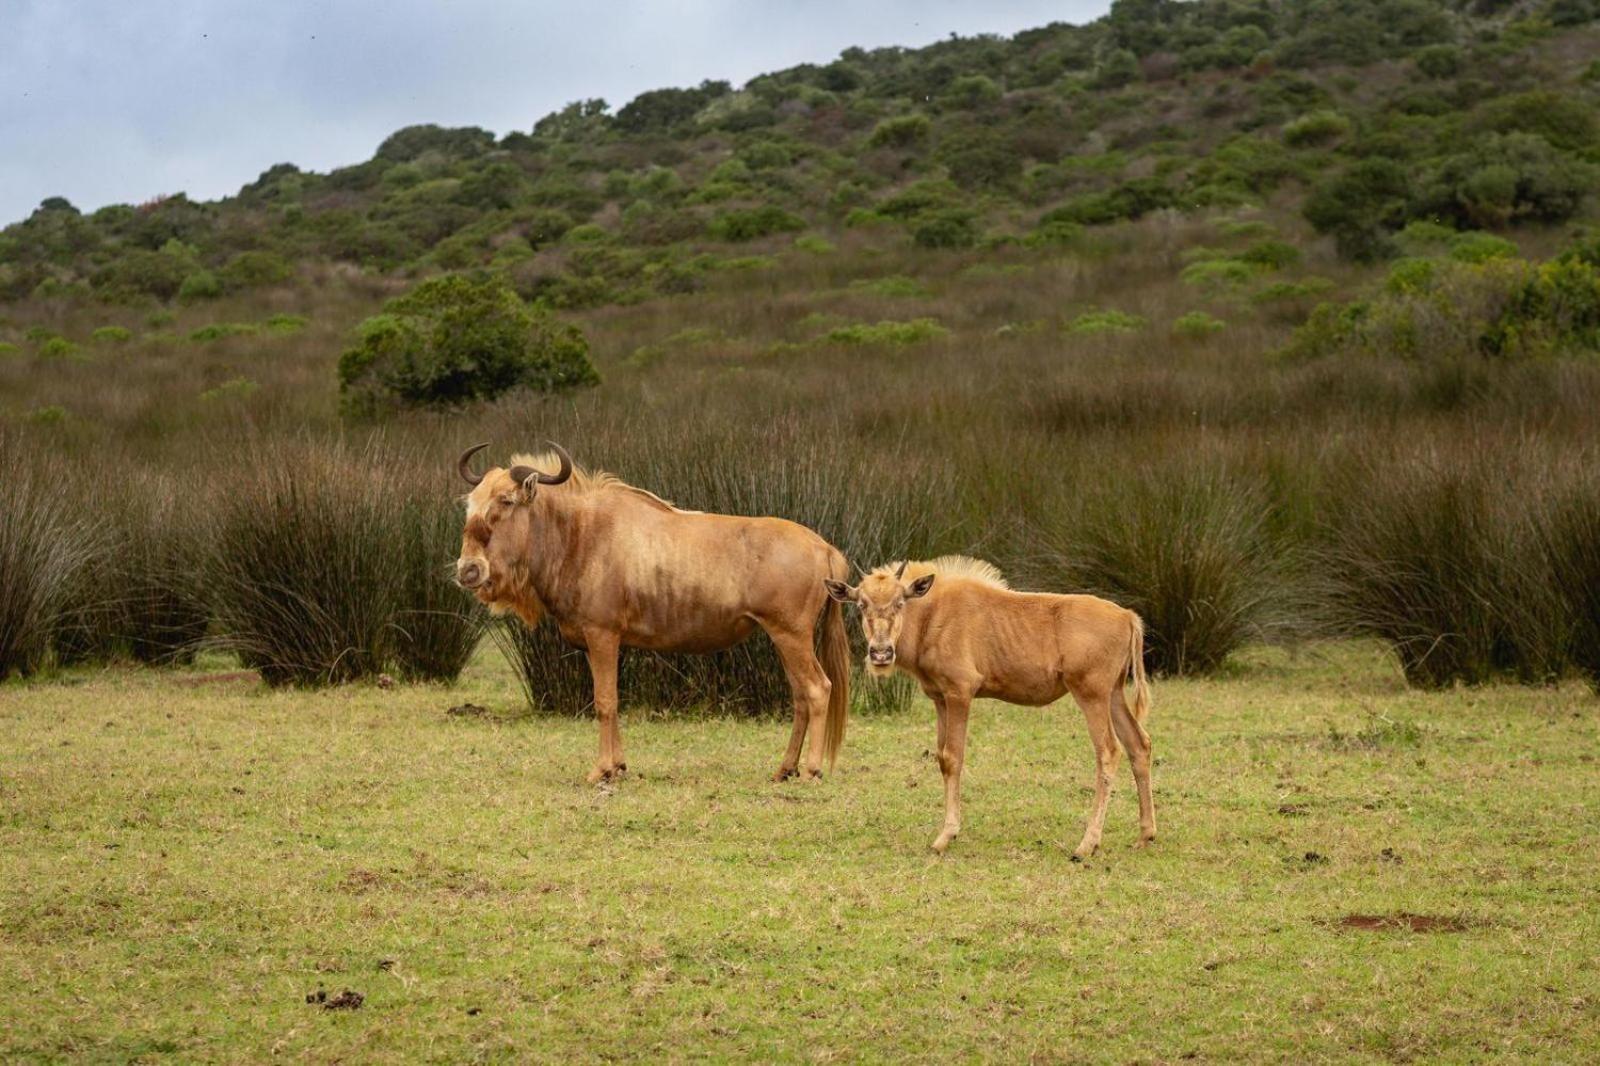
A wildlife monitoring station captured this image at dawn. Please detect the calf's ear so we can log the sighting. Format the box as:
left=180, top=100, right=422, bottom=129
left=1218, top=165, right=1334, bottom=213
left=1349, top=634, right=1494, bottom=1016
left=907, top=573, right=936, bottom=598
left=823, top=579, right=856, bottom=603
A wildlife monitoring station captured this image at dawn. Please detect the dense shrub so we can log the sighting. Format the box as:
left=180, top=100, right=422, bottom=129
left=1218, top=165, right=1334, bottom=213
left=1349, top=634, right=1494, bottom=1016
left=1304, top=158, right=1410, bottom=260
left=177, top=269, right=222, bottom=303
left=1283, top=109, right=1352, bottom=147
left=337, top=271, right=597, bottom=415
left=707, top=206, right=806, bottom=241
left=822, top=318, right=950, bottom=345
left=911, top=209, right=979, bottom=248
left=1288, top=253, right=1600, bottom=361
left=868, top=114, right=931, bottom=148
left=220, top=250, right=293, bottom=289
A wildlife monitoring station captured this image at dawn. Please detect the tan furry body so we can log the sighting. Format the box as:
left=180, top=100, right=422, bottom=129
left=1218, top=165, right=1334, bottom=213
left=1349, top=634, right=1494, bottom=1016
left=831, top=556, right=1154, bottom=856
left=459, top=451, right=851, bottom=783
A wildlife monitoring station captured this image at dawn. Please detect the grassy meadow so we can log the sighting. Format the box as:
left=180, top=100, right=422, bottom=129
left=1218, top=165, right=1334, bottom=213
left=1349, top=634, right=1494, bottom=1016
left=3, top=644, right=1598, bottom=1062
left=5, top=7, right=1600, bottom=1054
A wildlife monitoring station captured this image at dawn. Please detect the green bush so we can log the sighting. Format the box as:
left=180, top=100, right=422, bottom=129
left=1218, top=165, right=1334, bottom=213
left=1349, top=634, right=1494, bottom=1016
left=867, top=114, right=931, bottom=148
left=822, top=318, right=950, bottom=345
left=1317, top=455, right=1567, bottom=687
left=188, top=323, right=258, bottom=343
left=337, top=271, right=598, bottom=415
left=1449, top=232, right=1518, bottom=263
left=219, top=250, right=293, bottom=289
left=177, top=269, right=222, bottom=303
left=205, top=445, right=478, bottom=686
left=1304, top=158, right=1410, bottom=260
left=1414, top=44, right=1462, bottom=78
left=1173, top=311, right=1226, bottom=337
left=1237, top=239, right=1302, bottom=270
left=38, top=337, right=81, bottom=359
left=911, top=209, right=978, bottom=249
left=1540, top=468, right=1600, bottom=690
left=1283, top=110, right=1352, bottom=147
left=263, top=313, right=309, bottom=333
left=91, top=326, right=133, bottom=344
left=707, top=205, right=806, bottom=241
left=1068, top=309, right=1145, bottom=334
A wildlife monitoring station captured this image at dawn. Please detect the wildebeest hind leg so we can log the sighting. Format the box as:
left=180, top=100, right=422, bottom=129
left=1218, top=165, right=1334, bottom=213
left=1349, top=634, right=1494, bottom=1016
left=766, top=623, right=832, bottom=780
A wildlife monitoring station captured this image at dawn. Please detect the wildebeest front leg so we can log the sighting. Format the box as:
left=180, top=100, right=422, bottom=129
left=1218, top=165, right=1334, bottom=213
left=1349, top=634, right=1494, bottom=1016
left=583, top=629, right=625, bottom=784
left=931, top=694, right=970, bottom=854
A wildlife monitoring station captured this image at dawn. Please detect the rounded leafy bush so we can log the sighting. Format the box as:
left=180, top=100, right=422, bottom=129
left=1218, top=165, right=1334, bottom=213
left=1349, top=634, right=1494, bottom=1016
left=177, top=269, right=222, bottom=303
left=337, top=271, right=598, bottom=415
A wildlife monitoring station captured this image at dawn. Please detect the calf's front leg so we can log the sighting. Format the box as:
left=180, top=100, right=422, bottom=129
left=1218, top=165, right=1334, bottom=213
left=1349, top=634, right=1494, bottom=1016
left=931, top=694, right=970, bottom=854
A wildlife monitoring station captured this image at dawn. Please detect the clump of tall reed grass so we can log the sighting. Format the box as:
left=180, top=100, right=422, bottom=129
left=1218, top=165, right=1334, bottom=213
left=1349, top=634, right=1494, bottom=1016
left=203, top=441, right=478, bottom=686
left=1538, top=463, right=1600, bottom=691
left=0, top=451, right=99, bottom=678
left=49, top=474, right=209, bottom=666
left=1034, top=460, right=1286, bottom=676
left=1314, top=449, right=1568, bottom=687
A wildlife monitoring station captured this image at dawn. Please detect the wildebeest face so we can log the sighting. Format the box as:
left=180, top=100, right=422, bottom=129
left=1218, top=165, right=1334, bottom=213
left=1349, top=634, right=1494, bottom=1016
left=825, top=565, right=935, bottom=677
left=453, top=442, right=572, bottom=601
left=456, top=474, right=529, bottom=600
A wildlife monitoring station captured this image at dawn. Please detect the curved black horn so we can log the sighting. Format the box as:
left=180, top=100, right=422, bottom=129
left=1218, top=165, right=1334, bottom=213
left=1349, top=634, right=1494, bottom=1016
left=893, top=560, right=909, bottom=580
left=537, top=442, right=574, bottom=485
left=457, top=442, right=489, bottom=487
left=508, top=442, right=575, bottom=490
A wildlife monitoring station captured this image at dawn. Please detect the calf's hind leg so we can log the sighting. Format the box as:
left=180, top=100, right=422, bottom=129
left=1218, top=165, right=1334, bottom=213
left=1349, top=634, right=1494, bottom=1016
left=1110, top=687, right=1155, bottom=845
left=1070, top=689, right=1120, bottom=860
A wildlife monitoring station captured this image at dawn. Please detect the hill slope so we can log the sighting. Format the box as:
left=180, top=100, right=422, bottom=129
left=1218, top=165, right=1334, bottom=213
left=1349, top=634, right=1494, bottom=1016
left=2, top=0, right=1597, bottom=310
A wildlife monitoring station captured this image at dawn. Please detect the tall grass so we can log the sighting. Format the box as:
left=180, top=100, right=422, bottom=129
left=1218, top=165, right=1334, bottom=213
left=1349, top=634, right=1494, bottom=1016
left=203, top=441, right=479, bottom=686
left=50, top=474, right=208, bottom=666
left=1315, top=449, right=1568, bottom=687
left=0, top=451, right=99, bottom=678
left=1032, top=458, right=1286, bottom=676
left=1539, top=465, right=1600, bottom=692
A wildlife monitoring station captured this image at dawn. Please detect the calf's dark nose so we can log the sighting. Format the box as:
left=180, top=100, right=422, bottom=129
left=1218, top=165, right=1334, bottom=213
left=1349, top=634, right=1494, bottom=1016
left=456, top=562, right=483, bottom=588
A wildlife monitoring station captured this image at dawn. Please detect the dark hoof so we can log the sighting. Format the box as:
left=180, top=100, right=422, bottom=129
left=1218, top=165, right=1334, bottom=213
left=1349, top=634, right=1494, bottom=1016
left=772, top=767, right=798, bottom=783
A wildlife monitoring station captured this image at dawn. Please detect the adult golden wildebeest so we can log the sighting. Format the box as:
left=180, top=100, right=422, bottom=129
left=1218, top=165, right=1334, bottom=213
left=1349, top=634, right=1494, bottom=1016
left=455, top=443, right=851, bottom=784
left=826, top=556, right=1154, bottom=857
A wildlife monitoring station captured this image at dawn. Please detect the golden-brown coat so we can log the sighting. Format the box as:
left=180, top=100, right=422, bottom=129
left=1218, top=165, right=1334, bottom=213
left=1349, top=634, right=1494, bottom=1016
left=458, top=446, right=850, bottom=783
left=828, top=556, right=1153, bottom=856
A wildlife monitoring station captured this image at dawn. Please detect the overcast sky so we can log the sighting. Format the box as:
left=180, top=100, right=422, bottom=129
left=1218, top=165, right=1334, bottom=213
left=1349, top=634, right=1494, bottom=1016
left=0, top=1, right=1110, bottom=226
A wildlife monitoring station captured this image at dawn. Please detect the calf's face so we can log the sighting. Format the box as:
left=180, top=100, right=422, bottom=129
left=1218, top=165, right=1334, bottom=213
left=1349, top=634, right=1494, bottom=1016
left=824, top=570, right=935, bottom=677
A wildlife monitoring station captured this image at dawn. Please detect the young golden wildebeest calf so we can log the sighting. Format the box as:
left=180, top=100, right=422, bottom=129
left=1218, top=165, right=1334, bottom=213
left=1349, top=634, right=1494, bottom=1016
left=826, top=556, right=1153, bottom=857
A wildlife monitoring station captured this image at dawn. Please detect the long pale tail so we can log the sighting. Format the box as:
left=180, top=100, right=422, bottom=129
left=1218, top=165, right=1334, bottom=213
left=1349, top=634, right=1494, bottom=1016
left=820, top=593, right=850, bottom=770
left=1126, top=611, right=1151, bottom=726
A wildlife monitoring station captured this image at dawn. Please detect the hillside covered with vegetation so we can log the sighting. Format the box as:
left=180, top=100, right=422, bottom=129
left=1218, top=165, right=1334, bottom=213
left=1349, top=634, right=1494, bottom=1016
left=4, top=0, right=1599, bottom=311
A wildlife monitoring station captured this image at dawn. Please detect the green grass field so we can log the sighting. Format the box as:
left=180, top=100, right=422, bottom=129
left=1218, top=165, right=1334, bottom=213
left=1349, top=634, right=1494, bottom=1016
left=3, top=645, right=1597, bottom=1063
